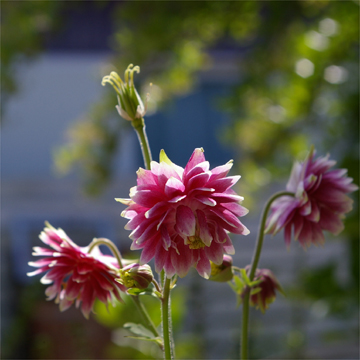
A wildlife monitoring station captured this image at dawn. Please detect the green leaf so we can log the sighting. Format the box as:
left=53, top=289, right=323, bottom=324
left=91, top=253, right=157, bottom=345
left=125, top=336, right=164, bottom=346
left=126, top=288, right=155, bottom=296
left=124, top=322, right=156, bottom=339
left=250, top=287, right=262, bottom=296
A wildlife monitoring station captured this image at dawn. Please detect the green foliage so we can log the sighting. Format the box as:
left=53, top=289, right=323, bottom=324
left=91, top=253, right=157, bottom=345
left=93, top=284, right=201, bottom=359
left=1, top=1, right=62, bottom=103
left=4, top=1, right=357, bottom=198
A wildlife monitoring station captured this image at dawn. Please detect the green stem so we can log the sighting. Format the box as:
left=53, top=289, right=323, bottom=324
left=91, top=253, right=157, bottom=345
left=88, top=237, right=123, bottom=269
left=162, top=276, right=173, bottom=360
left=241, top=191, right=294, bottom=360
left=131, top=296, right=162, bottom=344
left=132, top=117, right=152, bottom=170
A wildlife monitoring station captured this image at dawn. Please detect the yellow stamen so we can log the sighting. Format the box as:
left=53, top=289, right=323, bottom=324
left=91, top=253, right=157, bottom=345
left=187, top=235, right=206, bottom=250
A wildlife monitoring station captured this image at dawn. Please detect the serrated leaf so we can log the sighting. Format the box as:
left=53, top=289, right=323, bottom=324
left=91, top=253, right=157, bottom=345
left=124, top=322, right=156, bottom=339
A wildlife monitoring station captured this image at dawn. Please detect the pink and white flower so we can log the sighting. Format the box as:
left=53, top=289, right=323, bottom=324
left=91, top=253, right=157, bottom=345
left=118, top=148, right=249, bottom=279
left=27, top=223, right=126, bottom=318
left=266, top=148, right=358, bottom=247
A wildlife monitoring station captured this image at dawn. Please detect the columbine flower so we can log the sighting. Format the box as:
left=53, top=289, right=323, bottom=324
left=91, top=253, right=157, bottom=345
left=266, top=148, right=358, bottom=247
left=27, top=223, right=126, bottom=318
left=119, top=263, right=154, bottom=289
left=209, top=254, right=233, bottom=282
left=245, top=267, right=283, bottom=313
left=117, top=148, right=249, bottom=279
left=102, top=64, right=147, bottom=121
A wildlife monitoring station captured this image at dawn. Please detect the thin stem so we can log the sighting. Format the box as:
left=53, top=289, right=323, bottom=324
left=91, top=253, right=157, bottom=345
left=131, top=295, right=162, bottom=344
left=132, top=117, right=152, bottom=170
left=162, top=276, right=173, bottom=360
left=152, top=279, right=162, bottom=294
left=88, top=237, right=123, bottom=269
left=241, top=191, right=294, bottom=360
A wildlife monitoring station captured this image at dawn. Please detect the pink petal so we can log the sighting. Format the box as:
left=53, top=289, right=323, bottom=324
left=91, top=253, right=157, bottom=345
left=209, top=162, right=233, bottom=181
left=140, top=233, right=160, bottom=264
left=161, top=225, right=172, bottom=250
left=187, top=172, right=211, bottom=190
left=195, top=195, right=217, bottom=206
left=195, top=251, right=211, bottom=279
left=184, top=162, right=210, bottom=184
left=318, top=207, right=345, bottom=235
left=137, top=167, right=158, bottom=186
left=164, top=253, right=176, bottom=278
left=175, top=205, right=196, bottom=237
left=165, top=177, right=185, bottom=198
left=210, top=208, right=242, bottom=228
left=170, top=241, right=193, bottom=278
left=221, top=202, right=249, bottom=217
left=196, top=209, right=213, bottom=246
left=284, top=223, right=292, bottom=247
left=208, top=176, right=240, bottom=192
left=154, top=244, right=168, bottom=273
left=204, top=241, right=223, bottom=265
left=184, top=148, right=206, bottom=177
left=131, top=188, right=165, bottom=208
left=211, top=192, right=244, bottom=203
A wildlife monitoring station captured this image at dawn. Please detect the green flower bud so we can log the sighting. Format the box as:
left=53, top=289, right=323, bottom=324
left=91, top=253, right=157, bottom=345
left=102, top=64, right=147, bottom=121
left=119, top=263, right=153, bottom=289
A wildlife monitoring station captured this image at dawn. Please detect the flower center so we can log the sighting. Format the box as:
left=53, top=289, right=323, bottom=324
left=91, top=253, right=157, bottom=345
left=187, top=235, right=206, bottom=250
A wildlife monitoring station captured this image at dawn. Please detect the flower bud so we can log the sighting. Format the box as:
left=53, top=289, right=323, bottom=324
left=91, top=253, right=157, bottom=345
left=102, top=64, right=147, bottom=121
left=245, top=266, right=283, bottom=313
left=119, top=263, right=153, bottom=289
left=209, top=255, right=233, bottom=282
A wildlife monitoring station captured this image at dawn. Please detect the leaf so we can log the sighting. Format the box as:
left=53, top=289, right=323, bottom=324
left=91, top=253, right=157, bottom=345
left=250, top=287, right=262, bottom=296
left=125, top=335, right=163, bottom=346
left=124, top=322, right=156, bottom=339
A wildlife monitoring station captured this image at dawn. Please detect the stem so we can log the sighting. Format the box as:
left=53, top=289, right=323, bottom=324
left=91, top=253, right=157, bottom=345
left=162, top=276, right=173, bottom=360
left=131, top=296, right=162, bottom=342
left=132, top=117, right=152, bottom=170
left=88, top=237, right=123, bottom=269
left=241, top=191, right=294, bottom=360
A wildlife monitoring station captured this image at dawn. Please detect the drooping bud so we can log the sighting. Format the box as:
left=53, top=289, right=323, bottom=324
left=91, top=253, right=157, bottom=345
left=102, top=64, right=147, bottom=121
left=209, top=255, right=233, bottom=282
left=119, top=263, right=153, bottom=289
left=245, top=266, right=284, bottom=313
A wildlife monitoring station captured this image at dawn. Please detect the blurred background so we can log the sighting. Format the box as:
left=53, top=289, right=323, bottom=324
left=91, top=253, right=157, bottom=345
left=1, top=1, right=359, bottom=359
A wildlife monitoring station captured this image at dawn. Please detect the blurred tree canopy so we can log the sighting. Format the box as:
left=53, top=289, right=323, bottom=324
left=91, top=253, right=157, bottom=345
left=2, top=0, right=358, bottom=197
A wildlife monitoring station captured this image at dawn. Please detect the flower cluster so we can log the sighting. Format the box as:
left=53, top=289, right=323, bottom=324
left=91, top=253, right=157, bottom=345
left=27, top=223, right=126, bottom=318
left=118, top=148, right=249, bottom=279
left=266, top=148, right=358, bottom=247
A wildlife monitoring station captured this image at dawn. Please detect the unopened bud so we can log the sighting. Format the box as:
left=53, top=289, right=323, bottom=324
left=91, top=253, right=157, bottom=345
left=119, top=263, right=153, bottom=289
left=102, top=64, right=147, bottom=121
left=244, top=266, right=284, bottom=313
